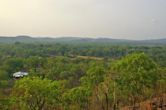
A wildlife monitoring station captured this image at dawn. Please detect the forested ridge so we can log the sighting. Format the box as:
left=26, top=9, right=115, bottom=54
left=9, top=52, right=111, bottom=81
left=0, top=36, right=166, bottom=45
left=0, top=42, right=166, bottom=110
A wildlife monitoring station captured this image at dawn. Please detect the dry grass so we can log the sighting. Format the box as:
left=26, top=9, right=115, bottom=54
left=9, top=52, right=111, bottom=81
left=77, top=55, right=103, bottom=60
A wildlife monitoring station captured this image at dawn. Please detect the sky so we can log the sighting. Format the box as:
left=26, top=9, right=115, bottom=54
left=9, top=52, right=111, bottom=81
left=0, top=0, right=166, bottom=40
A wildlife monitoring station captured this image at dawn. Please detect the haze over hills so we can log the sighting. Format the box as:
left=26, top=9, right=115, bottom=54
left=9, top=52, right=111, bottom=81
left=0, top=36, right=166, bottom=45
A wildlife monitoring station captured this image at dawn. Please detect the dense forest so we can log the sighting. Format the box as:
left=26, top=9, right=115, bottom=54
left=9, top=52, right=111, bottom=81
left=0, top=41, right=166, bottom=110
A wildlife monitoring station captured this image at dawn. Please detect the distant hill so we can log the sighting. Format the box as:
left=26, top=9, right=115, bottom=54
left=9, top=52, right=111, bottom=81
left=0, top=36, right=166, bottom=45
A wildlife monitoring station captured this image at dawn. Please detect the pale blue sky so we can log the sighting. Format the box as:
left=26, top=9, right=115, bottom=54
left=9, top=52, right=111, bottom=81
left=0, top=0, right=166, bottom=39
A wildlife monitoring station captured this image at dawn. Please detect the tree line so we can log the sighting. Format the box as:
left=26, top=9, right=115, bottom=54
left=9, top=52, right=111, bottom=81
left=0, top=43, right=166, bottom=110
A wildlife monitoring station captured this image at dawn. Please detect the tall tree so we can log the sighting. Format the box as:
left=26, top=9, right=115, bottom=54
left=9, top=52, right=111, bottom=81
left=112, top=53, right=159, bottom=108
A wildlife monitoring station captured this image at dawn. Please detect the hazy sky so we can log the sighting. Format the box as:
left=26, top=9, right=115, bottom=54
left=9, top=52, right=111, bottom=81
left=0, top=0, right=166, bottom=39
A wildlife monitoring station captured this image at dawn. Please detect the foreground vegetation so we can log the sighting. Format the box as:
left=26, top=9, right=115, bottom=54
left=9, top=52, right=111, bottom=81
left=0, top=43, right=166, bottom=110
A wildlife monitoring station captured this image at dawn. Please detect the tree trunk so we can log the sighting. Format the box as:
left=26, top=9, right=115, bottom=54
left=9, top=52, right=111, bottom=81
left=105, top=93, right=109, bottom=110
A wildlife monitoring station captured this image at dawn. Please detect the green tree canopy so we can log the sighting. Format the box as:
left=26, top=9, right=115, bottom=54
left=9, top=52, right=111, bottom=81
left=112, top=53, right=159, bottom=105
left=11, top=77, right=64, bottom=110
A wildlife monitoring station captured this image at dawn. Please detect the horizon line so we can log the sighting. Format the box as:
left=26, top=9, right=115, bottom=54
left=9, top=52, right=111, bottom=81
left=0, top=35, right=166, bottom=41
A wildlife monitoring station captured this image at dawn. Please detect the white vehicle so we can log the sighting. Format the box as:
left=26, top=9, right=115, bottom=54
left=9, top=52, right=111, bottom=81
left=13, top=71, right=29, bottom=78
